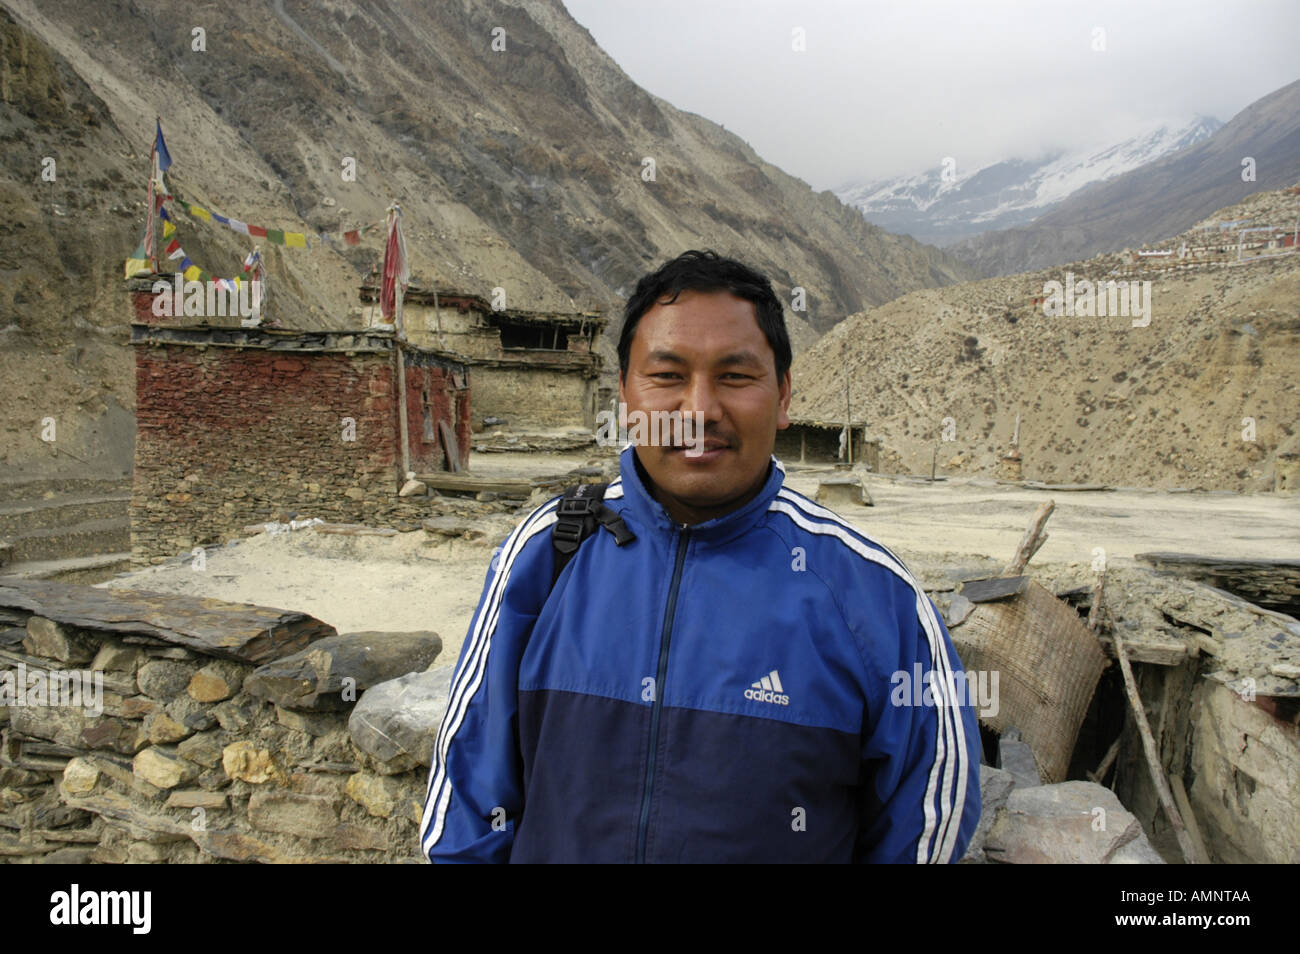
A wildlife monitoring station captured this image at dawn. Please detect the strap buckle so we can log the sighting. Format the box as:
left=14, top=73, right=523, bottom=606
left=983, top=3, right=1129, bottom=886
left=556, top=496, right=596, bottom=517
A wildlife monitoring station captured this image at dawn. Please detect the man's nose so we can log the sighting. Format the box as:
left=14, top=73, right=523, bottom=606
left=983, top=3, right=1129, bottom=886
left=680, top=372, right=724, bottom=423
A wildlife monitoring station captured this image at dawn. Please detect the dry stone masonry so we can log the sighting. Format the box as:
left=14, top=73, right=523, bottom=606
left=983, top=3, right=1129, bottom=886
left=0, top=578, right=454, bottom=863
left=128, top=290, right=471, bottom=567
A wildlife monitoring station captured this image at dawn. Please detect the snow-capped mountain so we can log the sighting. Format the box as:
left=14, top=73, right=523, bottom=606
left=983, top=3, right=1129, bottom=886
left=837, top=116, right=1223, bottom=246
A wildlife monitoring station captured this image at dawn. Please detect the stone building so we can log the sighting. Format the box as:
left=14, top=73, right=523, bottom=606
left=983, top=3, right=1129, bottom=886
left=774, top=418, right=878, bottom=468
left=359, top=281, right=605, bottom=432
left=126, top=277, right=470, bottom=565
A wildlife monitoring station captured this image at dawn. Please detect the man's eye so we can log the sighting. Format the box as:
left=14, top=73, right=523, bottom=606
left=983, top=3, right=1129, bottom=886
left=650, top=372, right=680, bottom=380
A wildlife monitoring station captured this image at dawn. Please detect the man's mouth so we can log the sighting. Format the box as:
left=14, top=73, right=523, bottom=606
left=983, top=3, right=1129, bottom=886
left=669, top=440, right=731, bottom=455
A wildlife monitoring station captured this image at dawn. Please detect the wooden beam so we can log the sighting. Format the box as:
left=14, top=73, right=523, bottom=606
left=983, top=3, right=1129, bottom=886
left=1095, top=635, right=1190, bottom=666
left=1088, top=729, right=1122, bottom=785
left=1003, top=500, right=1055, bottom=576
left=1169, top=773, right=1211, bottom=865
left=1112, top=629, right=1201, bottom=864
left=312, top=524, right=398, bottom=537
left=1087, top=567, right=1106, bottom=632
left=438, top=420, right=462, bottom=474
left=415, top=474, right=535, bottom=495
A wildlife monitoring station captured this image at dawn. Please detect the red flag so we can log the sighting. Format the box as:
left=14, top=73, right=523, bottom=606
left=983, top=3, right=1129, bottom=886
left=380, top=206, right=409, bottom=320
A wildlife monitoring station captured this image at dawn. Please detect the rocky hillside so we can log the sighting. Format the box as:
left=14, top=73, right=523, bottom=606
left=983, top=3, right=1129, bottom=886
left=790, top=184, right=1300, bottom=491
left=0, top=0, right=975, bottom=481
left=951, top=78, right=1300, bottom=277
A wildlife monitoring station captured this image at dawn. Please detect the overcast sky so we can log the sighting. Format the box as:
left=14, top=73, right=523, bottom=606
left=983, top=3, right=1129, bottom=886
left=560, top=0, right=1300, bottom=190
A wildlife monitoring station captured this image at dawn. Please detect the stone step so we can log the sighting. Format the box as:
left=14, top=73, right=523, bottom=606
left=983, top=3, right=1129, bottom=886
left=0, top=477, right=131, bottom=500
left=0, top=552, right=132, bottom=585
left=0, top=494, right=130, bottom=537
left=4, top=517, right=131, bottom=564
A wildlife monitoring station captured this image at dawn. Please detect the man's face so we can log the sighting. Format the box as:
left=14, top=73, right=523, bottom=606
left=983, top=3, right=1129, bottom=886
left=619, top=289, right=791, bottom=525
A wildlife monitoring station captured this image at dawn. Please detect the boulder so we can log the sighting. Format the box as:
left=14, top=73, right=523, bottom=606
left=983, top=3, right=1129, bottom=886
left=245, top=631, right=442, bottom=712
left=91, top=643, right=147, bottom=673
left=348, top=663, right=455, bottom=766
left=221, top=741, right=287, bottom=785
left=248, top=789, right=338, bottom=839
left=186, top=661, right=244, bottom=702
left=61, top=757, right=101, bottom=797
left=399, top=478, right=428, bottom=497
left=984, top=780, right=1165, bottom=864
left=23, top=616, right=94, bottom=664
left=345, top=772, right=403, bottom=819
left=176, top=732, right=223, bottom=768
left=996, top=727, right=1042, bottom=789
left=136, top=660, right=196, bottom=701
left=960, top=764, right=1018, bottom=863
left=133, top=747, right=200, bottom=790
left=143, top=711, right=191, bottom=745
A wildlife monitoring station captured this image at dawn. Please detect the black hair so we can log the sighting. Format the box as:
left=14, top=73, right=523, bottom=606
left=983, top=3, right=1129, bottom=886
left=618, top=249, right=791, bottom=381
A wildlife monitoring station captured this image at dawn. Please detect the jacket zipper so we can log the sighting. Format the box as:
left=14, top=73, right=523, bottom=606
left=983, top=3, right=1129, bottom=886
left=635, top=525, right=690, bottom=863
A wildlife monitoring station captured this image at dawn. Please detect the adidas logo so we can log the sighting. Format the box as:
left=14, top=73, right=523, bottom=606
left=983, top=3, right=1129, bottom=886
left=744, top=669, right=790, bottom=706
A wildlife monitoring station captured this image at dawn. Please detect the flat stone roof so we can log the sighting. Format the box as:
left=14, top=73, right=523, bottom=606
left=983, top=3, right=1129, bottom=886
left=129, top=323, right=466, bottom=366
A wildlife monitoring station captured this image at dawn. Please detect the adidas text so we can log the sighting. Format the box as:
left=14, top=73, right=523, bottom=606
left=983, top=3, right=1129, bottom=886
left=744, top=687, right=789, bottom=705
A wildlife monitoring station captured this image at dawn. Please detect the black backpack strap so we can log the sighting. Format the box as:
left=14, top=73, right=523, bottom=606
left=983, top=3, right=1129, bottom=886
left=550, top=483, right=636, bottom=591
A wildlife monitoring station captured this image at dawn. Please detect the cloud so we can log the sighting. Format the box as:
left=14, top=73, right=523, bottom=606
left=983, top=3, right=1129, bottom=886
left=562, top=0, right=1300, bottom=188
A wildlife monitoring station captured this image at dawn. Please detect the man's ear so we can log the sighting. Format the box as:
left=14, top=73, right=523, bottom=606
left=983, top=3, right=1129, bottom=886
left=776, top=370, right=792, bottom=430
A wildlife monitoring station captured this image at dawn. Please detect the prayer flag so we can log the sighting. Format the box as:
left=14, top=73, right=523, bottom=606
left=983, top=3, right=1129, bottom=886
left=154, top=120, right=173, bottom=173
left=380, top=205, right=410, bottom=320
left=124, top=238, right=149, bottom=279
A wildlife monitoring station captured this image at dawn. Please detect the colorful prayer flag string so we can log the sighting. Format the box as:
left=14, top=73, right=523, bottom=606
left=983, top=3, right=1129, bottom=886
left=164, top=192, right=382, bottom=249
left=151, top=219, right=252, bottom=289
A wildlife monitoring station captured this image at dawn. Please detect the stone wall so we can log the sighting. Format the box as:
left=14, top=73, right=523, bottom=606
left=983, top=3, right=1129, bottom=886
left=0, top=606, right=449, bottom=863
left=381, top=290, right=604, bottom=430
left=1188, top=680, right=1300, bottom=862
left=1114, top=660, right=1300, bottom=863
left=473, top=365, right=594, bottom=431
left=130, top=326, right=470, bottom=566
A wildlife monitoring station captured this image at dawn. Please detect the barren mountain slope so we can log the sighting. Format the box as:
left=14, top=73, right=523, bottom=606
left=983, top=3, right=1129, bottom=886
left=790, top=185, right=1300, bottom=491
left=0, top=0, right=975, bottom=480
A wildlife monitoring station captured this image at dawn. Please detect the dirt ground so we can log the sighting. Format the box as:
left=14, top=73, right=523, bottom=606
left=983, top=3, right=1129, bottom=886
left=101, top=451, right=1300, bottom=666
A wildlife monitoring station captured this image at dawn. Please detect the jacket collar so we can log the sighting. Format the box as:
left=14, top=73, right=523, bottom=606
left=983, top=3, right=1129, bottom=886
left=616, top=444, right=786, bottom=546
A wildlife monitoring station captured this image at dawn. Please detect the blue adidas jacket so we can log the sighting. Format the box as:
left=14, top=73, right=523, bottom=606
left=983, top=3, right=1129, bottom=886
left=420, top=446, right=982, bottom=863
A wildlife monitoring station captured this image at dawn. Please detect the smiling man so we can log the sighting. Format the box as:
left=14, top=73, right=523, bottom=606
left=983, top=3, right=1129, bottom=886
left=620, top=281, right=790, bottom=524
left=421, top=250, right=982, bottom=863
